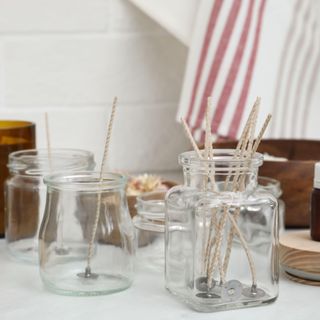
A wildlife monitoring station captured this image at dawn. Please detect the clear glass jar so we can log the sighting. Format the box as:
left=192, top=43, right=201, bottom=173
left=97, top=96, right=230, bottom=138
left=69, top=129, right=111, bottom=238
left=133, top=191, right=165, bottom=272
left=5, top=148, right=95, bottom=263
left=39, top=172, right=135, bottom=296
left=165, top=150, right=279, bottom=312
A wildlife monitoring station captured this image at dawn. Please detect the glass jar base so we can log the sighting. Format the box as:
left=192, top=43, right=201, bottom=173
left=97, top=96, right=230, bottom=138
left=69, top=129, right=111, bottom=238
left=167, top=284, right=278, bottom=313
left=186, top=296, right=278, bottom=313
left=7, top=239, right=38, bottom=264
left=41, top=270, right=132, bottom=296
left=7, top=240, right=89, bottom=264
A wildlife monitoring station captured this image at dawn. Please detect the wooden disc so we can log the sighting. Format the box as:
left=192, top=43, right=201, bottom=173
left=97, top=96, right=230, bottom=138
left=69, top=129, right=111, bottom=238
left=280, top=230, right=320, bottom=285
left=284, top=271, right=320, bottom=286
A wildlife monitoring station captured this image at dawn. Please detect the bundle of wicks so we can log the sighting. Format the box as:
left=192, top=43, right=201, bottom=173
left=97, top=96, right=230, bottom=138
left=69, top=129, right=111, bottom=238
left=181, top=97, right=272, bottom=291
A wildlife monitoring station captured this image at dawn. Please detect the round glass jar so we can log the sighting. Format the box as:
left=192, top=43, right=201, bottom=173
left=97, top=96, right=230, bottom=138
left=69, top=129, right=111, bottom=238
left=133, top=191, right=165, bottom=272
left=5, top=148, right=95, bottom=263
left=39, top=172, right=135, bottom=296
left=165, top=150, right=279, bottom=312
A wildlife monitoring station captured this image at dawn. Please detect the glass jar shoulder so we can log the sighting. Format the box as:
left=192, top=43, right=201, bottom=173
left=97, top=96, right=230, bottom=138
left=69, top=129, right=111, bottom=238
left=245, top=190, right=278, bottom=207
left=215, top=191, right=278, bottom=213
left=166, top=185, right=277, bottom=208
left=165, top=184, right=203, bottom=210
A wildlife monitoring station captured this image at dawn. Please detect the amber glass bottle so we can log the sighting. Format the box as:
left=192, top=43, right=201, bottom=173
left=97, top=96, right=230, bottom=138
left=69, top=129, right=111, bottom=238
left=311, top=162, right=320, bottom=241
left=0, top=121, right=36, bottom=237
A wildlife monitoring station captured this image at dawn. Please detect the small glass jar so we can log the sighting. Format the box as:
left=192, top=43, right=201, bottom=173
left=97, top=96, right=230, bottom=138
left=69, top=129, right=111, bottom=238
left=39, top=172, right=135, bottom=296
left=5, top=148, right=95, bottom=263
left=165, top=150, right=279, bottom=312
left=133, top=191, right=165, bottom=272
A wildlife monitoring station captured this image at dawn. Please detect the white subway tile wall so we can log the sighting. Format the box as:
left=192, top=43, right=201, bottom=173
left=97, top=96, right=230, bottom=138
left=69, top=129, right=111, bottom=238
left=0, top=0, right=189, bottom=171
left=0, top=0, right=109, bottom=33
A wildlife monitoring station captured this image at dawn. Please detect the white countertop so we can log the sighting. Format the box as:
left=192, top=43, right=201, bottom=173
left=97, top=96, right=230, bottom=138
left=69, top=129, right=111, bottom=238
left=0, top=238, right=319, bottom=320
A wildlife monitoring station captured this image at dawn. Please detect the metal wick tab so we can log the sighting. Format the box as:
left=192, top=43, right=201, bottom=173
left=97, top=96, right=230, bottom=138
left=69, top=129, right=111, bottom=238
left=195, top=276, right=220, bottom=299
left=77, top=267, right=99, bottom=279
left=221, top=280, right=242, bottom=301
left=242, top=283, right=266, bottom=298
left=54, top=246, right=69, bottom=255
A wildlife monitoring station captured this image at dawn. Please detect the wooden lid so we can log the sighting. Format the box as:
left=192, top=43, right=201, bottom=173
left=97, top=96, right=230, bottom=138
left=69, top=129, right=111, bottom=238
left=280, top=231, right=320, bottom=285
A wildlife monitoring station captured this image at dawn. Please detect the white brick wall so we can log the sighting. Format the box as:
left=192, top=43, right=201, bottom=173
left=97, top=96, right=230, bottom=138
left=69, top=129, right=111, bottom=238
left=0, top=0, right=189, bottom=172
left=0, top=0, right=109, bottom=33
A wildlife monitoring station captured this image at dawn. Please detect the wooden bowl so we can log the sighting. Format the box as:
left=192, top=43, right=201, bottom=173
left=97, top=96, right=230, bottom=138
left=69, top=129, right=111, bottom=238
left=212, top=139, right=320, bottom=228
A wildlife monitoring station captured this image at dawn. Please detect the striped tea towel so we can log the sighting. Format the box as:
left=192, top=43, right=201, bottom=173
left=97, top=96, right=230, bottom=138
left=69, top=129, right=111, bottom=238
left=178, top=0, right=320, bottom=142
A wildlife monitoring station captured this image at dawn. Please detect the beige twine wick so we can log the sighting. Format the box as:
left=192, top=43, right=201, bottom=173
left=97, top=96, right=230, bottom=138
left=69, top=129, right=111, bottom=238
left=181, top=118, right=202, bottom=158
left=85, top=97, right=118, bottom=274
left=205, top=97, right=216, bottom=188
left=44, top=112, right=53, bottom=172
left=45, top=112, right=67, bottom=253
left=203, top=98, right=220, bottom=274
left=247, top=98, right=260, bottom=153
left=182, top=115, right=220, bottom=276
left=224, top=98, right=260, bottom=191
left=181, top=98, right=221, bottom=264
left=201, top=101, right=211, bottom=273
left=205, top=98, right=223, bottom=275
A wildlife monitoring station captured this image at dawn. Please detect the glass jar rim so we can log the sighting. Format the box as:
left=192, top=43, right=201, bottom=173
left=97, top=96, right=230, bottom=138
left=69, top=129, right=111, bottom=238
left=179, top=149, right=264, bottom=169
left=133, top=191, right=165, bottom=233
left=44, top=171, right=127, bottom=191
left=8, top=148, right=95, bottom=176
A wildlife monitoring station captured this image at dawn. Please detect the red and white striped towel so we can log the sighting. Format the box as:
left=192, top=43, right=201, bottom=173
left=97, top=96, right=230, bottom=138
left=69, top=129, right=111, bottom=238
left=178, top=0, right=320, bottom=142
